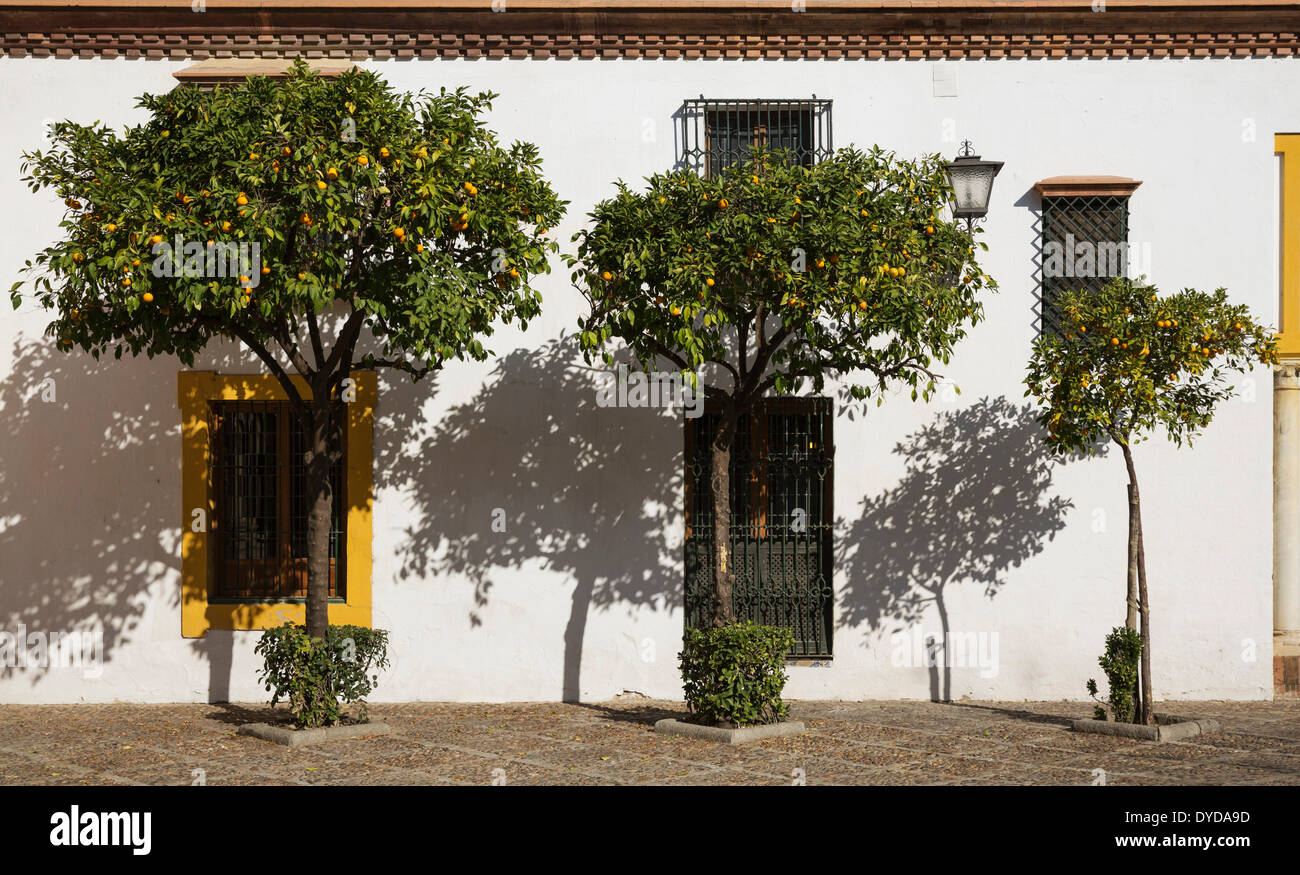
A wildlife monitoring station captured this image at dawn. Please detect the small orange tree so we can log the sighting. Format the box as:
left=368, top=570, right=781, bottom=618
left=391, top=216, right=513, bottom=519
left=12, top=62, right=564, bottom=641
left=1025, top=278, right=1278, bottom=723
left=571, top=147, right=993, bottom=627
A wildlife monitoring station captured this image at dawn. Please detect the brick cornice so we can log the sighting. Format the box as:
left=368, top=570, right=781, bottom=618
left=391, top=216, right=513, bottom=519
left=2, top=3, right=1299, bottom=60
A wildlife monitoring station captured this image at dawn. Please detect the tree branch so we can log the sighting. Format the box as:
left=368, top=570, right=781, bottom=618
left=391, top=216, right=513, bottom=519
left=354, top=356, right=433, bottom=381
left=306, top=307, right=326, bottom=370
left=322, top=307, right=366, bottom=384
left=229, top=323, right=308, bottom=417
left=745, top=322, right=793, bottom=395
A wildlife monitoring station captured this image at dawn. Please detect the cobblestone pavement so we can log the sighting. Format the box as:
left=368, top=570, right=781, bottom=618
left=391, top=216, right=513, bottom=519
left=1, top=698, right=1298, bottom=786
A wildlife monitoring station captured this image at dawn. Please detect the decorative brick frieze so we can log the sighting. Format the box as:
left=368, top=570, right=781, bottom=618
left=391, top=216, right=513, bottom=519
left=2, top=3, right=1300, bottom=60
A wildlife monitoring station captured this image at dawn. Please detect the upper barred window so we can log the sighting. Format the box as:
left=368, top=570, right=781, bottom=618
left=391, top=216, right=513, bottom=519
left=1034, top=176, right=1142, bottom=335
left=679, top=98, right=833, bottom=177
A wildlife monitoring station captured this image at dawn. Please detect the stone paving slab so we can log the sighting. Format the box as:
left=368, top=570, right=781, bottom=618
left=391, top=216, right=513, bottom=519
left=1, top=698, right=1299, bottom=786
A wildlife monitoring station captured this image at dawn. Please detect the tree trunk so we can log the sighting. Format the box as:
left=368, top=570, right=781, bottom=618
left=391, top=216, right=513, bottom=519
left=1125, top=482, right=1139, bottom=632
left=709, top=404, right=740, bottom=627
left=1136, top=500, right=1153, bottom=725
left=1119, top=440, right=1154, bottom=726
left=1125, top=479, right=1143, bottom=722
left=303, top=400, right=334, bottom=641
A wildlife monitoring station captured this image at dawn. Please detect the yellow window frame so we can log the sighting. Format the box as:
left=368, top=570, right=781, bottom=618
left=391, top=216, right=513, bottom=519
left=178, top=370, right=376, bottom=637
left=1278, top=134, right=1300, bottom=359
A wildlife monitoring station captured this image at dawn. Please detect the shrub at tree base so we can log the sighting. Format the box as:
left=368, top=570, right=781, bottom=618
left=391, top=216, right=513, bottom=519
left=679, top=622, right=795, bottom=727
left=255, top=623, right=390, bottom=729
left=1086, top=626, right=1143, bottom=723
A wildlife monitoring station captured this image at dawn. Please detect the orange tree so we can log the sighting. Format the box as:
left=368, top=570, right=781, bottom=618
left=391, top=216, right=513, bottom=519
left=1025, top=278, right=1277, bottom=723
left=12, top=61, right=564, bottom=640
left=570, top=147, right=993, bottom=627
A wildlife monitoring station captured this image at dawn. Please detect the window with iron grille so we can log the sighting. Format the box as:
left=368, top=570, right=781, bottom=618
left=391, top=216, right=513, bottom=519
left=209, top=401, right=346, bottom=601
left=679, top=98, right=833, bottom=177
left=684, top=397, right=835, bottom=657
left=1040, top=195, right=1130, bottom=334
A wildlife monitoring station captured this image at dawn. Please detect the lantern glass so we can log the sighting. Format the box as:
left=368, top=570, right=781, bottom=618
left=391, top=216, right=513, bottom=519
left=945, top=150, right=1003, bottom=219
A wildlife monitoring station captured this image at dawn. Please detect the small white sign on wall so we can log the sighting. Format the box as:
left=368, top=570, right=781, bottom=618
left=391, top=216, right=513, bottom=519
left=932, top=64, right=959, bottom=98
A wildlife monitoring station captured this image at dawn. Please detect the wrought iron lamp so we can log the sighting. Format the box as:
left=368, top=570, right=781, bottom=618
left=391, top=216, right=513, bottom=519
left=944, top=140, right=1003, bottom=232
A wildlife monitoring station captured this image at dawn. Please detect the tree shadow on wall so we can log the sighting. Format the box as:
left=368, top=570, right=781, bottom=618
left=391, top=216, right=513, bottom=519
left=836, top=395, right=1074, bottom=702
left=0, top=334, right=178, bottom=688
left=0, top=331, right=284, bottom=702
left=375, top=333, right=683, bottom=702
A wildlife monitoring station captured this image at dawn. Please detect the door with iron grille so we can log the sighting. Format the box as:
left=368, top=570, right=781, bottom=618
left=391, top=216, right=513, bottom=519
left=684, top=397, right=834, bottom=656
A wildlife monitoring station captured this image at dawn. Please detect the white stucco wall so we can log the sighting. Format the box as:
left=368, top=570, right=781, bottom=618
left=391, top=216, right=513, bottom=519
left=0, top=54, right=1287, bottom=703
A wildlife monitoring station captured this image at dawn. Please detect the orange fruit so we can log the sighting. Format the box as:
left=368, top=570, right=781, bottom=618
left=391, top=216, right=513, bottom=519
left=326, top=168, right=339, bottom=179
left=236, top=193, right=248, bottom=206
left=317, top=180, right=327, bottom=190
left=601, top=271, right=613, bottom=281
left=705, top=278, right=715, bottom=287
left=357, top=155, right=369, bottom=166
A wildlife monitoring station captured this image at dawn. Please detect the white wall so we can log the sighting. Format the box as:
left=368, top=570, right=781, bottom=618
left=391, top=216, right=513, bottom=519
left=0, top=54, right=1288, bottom=703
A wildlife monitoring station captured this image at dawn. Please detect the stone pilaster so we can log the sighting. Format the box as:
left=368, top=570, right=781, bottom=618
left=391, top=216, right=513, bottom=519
left=1275, top=364, right=1300, bottom=696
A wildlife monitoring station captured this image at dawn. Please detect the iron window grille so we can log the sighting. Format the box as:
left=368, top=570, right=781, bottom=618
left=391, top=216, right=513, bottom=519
left=684, top=397, right=835, bottom=657
left=209, top=400, right=346, bottom=601
left=679, top=98, right=833, bottom=177
left=1040, top=195, right=1131, bottom=334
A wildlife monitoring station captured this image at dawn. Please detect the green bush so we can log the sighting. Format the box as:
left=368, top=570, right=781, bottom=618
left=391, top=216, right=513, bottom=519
left=1086, top=626, right=1143, bottom=723
left=255, top=623, right=390, bottom=728
left=679, top=621, right=795, bottom=727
